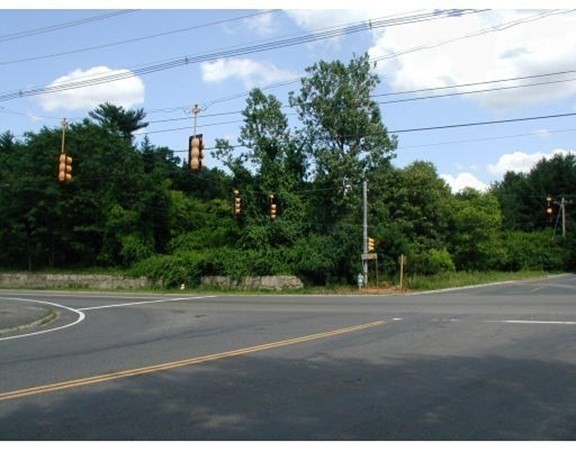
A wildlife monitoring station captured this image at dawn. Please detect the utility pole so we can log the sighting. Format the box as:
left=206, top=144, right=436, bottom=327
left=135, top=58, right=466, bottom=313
left=363, top=180, right=368, bottom=285
left=552, top=197, right=571, bottom=239
left=561, top=197, right=566, bottom=239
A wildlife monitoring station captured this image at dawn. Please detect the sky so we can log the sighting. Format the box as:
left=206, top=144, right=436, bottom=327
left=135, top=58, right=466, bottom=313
left=2, top=1, right=576, bottom=193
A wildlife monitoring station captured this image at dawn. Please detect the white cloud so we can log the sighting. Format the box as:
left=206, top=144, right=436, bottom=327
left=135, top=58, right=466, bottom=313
left=27, top=113, right=43, bottom=122
left=534, top=128, right=551, bottom=139
left=285, top=9, right=416, bottom=51
left=369, top=10, right=576, bottom=110
left=487, top=148, right=576, bottom=177
left=441, top=172, right=488, bottom=193
left=39, top=66, right=145, bottom=112
left=242, top=11, right=276, bottom=36
left=201, top=58, right=298, bottom=89
left=285, top=9, right=381, bottom=31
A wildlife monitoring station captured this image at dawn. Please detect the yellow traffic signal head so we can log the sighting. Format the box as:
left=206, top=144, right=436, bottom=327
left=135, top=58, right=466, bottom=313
left=189, top=136, right=200, bottom=170
left=58, top=153, right=72, bottom=182
left=368, top=237, right=375, bottom=252
left=233, top=189, right=242, bottom=215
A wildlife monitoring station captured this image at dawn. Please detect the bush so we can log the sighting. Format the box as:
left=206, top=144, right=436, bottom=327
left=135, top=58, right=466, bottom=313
left=410, top=248, right=456, bottom=275
left=129, top=252, right=205, bottom=288
left=499, top=230, right=569, bottom=271
left=130, top=247, right=294, bottom=288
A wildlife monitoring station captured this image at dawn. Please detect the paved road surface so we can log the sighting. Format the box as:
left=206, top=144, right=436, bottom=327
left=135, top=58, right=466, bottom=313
left=0, top=275, right=575, bottom=440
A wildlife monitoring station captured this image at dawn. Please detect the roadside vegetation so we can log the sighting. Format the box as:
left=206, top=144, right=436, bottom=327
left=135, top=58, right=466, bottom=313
left=2, top=54, right=575, bottom=291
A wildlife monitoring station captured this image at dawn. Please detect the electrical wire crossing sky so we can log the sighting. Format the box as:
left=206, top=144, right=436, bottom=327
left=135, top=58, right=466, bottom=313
left=2, top=3, right=576, bottom=192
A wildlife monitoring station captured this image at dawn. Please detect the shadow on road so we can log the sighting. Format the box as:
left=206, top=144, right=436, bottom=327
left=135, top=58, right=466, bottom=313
left=1, top=351, right=575, bottom=440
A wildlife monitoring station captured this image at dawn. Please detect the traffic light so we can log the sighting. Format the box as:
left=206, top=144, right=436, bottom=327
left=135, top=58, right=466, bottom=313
left=58, top=153, right=72, bottom=182
left=233, top=189, right=241, bottom=215
left=269, top=194, right=277, bottom=220
left=188, top=134, right=204, bottom=170
left=546, top=197, right=553, bottom=222
left=368, top=237, right=375, bottom=252
left=198, top=134, right=205, bottom=170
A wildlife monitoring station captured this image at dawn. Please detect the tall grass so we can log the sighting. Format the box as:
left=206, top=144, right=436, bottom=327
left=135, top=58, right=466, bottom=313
left=405, top=270, right=554, bottom=291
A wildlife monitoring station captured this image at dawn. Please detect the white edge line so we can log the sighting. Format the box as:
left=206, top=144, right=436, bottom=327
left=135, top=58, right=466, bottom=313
left=77, top=295, right=217, bottom=311
left=0, top=297, right=85, bottom=341
left=486, top=319, right=576, bottom=325
left=407, top=273, right=574, bottom=296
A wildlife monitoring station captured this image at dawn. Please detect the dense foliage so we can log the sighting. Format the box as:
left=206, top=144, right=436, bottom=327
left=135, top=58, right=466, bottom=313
left=1, top=54, right=574, bottom=286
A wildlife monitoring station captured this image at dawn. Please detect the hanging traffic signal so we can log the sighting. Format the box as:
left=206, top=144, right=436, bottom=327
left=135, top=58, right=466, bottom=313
left=269, top=194, right=277, bottom=220
left=198, top=134, right=205, bottom=170
left=368, top=237, right=375, bottom=252
left=58, top=153, right=72, bottom=182
left=546, top=197, right=554, bottom=222
left=189, top=136, right=199, bottom=170
left=189, top=134, right=205, bottom=171
left=233, top=189, right=241, bottom=215
left=189, top=135, right=200, bottom=170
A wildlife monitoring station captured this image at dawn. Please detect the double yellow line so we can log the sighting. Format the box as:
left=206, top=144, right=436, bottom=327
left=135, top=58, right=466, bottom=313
left=0, top=320, right=386, bottom=402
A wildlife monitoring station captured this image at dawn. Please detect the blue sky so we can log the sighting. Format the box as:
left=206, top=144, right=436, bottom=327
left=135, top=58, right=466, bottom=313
left=2, top=1, right=576, bottom=192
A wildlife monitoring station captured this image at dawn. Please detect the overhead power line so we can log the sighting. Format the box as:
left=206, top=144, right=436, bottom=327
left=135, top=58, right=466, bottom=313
left=372, top=9, right=575, bottom=64
left=140, top=67, right=576, bottom=125
left=0, top=9, right=484, bottom=103
left=389, top=112, right=576, bottom=134
left=0, top=10, right=138, bottom=43
left=0, top=9, right=281, bottom=66
left=374, top=68, right=576, bottom=100
left=139, top=111, right=576, bottom=139
left=91, top=9, right=575, bottom=118
left=378, top=75, right=576, bottom=106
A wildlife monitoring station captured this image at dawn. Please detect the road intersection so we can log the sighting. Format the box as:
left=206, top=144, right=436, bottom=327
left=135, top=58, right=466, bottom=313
left=1, top=275, right=575, bottom=439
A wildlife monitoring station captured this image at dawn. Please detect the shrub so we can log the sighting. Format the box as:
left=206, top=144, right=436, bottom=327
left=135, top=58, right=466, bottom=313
left=410, top=248, right=456, bottom=275
left=499, top=230, right=569, bottom=271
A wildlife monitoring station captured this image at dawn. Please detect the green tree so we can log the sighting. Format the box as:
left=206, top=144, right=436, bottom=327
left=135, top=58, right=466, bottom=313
left=491, top=171, right=534, bottom=231
left=0, top=130, right=56, bottom=269
left=215, top=88, right=308, bottom=251
left=369, top=161, right=454, bottom=275
left=492, top=153, right=576, bottom=232
left=289, top=53, right=397, bottom=230
left=88, top=102, right=148, bottom=141
left=450, top=189, right=505, bottom=271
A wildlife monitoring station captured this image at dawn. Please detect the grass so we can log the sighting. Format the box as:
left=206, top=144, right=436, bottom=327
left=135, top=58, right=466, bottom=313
left=0, top=269, right=563, bottom=295
left=403, top=270, right=556, bottom=292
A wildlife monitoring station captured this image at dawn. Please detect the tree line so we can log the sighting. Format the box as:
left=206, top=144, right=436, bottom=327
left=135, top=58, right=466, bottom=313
left=1, top=54, right=574, bottom=287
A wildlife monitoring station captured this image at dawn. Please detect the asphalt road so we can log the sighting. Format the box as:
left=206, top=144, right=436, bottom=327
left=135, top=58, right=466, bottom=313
left=1, top=275, right=575, bottom=440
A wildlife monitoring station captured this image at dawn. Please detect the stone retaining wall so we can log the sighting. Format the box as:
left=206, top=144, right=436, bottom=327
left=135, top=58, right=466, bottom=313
left=0, top=273, right=153, bottom=290
left=0, top=273, right=304, bottom=291
left=201, top=275, right=304, bottom=291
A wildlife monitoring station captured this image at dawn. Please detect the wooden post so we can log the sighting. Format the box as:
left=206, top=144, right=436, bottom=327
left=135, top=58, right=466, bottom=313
left=399, top=254, right=406, bottom=291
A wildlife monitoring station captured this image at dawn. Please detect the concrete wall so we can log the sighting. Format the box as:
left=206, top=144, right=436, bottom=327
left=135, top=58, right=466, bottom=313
left=0, top=273, right=153, bottom=290
left=201, top=275, right=304, bottom=291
